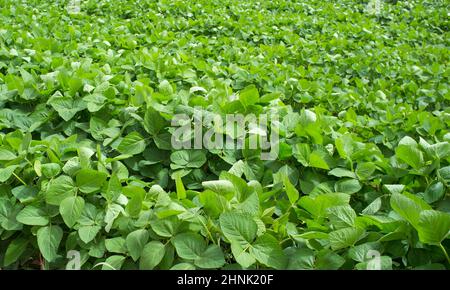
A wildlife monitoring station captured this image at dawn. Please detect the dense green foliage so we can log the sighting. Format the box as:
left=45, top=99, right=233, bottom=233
left=0, top=0, right=449, bottom=270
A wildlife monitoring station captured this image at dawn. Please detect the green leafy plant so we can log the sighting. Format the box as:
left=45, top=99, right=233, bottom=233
left=0, top=0, right=448, bottom=270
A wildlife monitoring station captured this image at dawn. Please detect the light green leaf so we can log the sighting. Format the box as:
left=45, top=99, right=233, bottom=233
left=41, top=163, right=61, bottom=178
left=37, top=225, right=63, bottom=262
left=172, top=232, right=205, bottom=260
left=239, top=85, right=259, bottom=108
left=417, top=210, right=450, bottom=245
left=126, top=229, right=149, bottom=261
left=329, top=227, right=365, bottom=250
left=285, top=248, right=315, bottom=270
left=309, top=151, right=329, bottom=170
left=16, top=205, right=49, bottom=226
left=335, top=179, right=362, bottom=194
left=78, top=225, right=101, bottom=244
left=170, top=150, right=207, bottom=169
left=328, top=168, right=356, bottom=178
left=219, top=212, right=257, bottom=246
left=170, top=263, right=195, bottom=270
left=230, top=242, right=256, bottom=268
left=327, top=205, right=356, bottom=229
left=117, top=132, right=146, bottom=155
left=139, top=241, right=166, bottom=270
left=105, top=237, right=127, bottom=254
left=76, top=169, right=107, bottom=194
left=0, top=165, right=19, bottom=182
left=60, top=196, right=84, bottom=228
left=144, top=107, right=166, bottom=136
left=0, top=148, right=17, bottom=161
left=49, top=96, right=86, bottom=121
left=194, top=245, right=225, bottom=269
left=250, top=233, right=287, bottom=269
left=390, top=193, right=427, bottom=228
left=283, top=177, right=299, bottom=204
left=202, top=180, right=235, bottom=196
left=101, top=255, right=125, bottom=270
left=395, top=137, right=424, bottom=169
left=45, top=175, right=77, bottom=205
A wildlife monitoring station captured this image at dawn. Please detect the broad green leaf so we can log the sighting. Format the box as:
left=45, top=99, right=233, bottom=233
left=283, top=177, right=299, bottom=204
left=45, top=175, right=77, bottom=205
left=49, top=96, right=86, bottom=121
left=0, top=148, right=17, bottom=161
left=327, top=205, right=356, bottom=229
left=424, top=182, right=445, bottom=204
left=41, top=163, right=61, bottom=178
left=219, top=212, right=257, bottom=246
left=335, top=179, right=361, bottom=194
left=104, top=203, right=123, bottom=232
left=285, top=248, right=315, bottom=270
left=126, top=229, right=149, bottom=261
left=144, top=107, right=166, bottom=136
left=294, top=231, right=329, bottom=240
left=328, top=168, right=356, bottom=178
left=390, top=193, right=427, bottom=228
left=438, top=166, right=450, bottom=186
left=105, top=173, right=122, bottom=202
left=172, top=232, right=205, bottom=260
left=383, top=184, right=405, bottom=195
left=78, top=225, right=101, bottom=244
left=239, top=85, right=259, bottom=108
left=59, top=196, right=85, bottom=228
left=361, top=197, right=382, bottom=215
left=230, top=242, right=256, bottom=268
left=158, top=80, right=173, bottom=95
left=150, top=216, right=181, bottom=238
left=172, top=171, right=186, bottom=200
left=105, top=237, right=127, bottom=254
left=355, top=162, right=376, bottom=180
left=315, top=250, right=345, bottom=270
left=395, top=137, right=424, bottom=169
left=37, top=225, right=63, bottom=262
left=16, top=205, right=49, bottom=226
left=4, top=238, right=28, bottom=267
left=250, top=233, right=287, bottom=269
left=329, top=227, right=365, bottom=250
left=348, top=242, right=383, bottom=263
left=170, top=263, right=195, bottom=270
left=309, top=151, right=329, bottom=170
left=76, top=169, right=107, bottom=194
left=299, top=193, right=350, bottom=218
left=170, top=150, right=207, bottom=169
left=416, top=210, right=450, bottom=245
left=139, top=241, right=165, bottom=270
left=202, top=180, right=234, bottom=196
left=194, top=245, right=225, bottom=269
left=0, top=165, right=19, bottom=182
left=101, top=255, right=125, bottom=270
left=117, top=132, right=146, bottom=155
left=293, top=143, right=310, bottom=167
left=199, top=190, right=229, bottom=218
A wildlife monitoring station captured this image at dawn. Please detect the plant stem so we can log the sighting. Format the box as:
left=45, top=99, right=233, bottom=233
left=12, top=172, right=27, bottom=186
left=439, top=243, right=450, bottom=264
